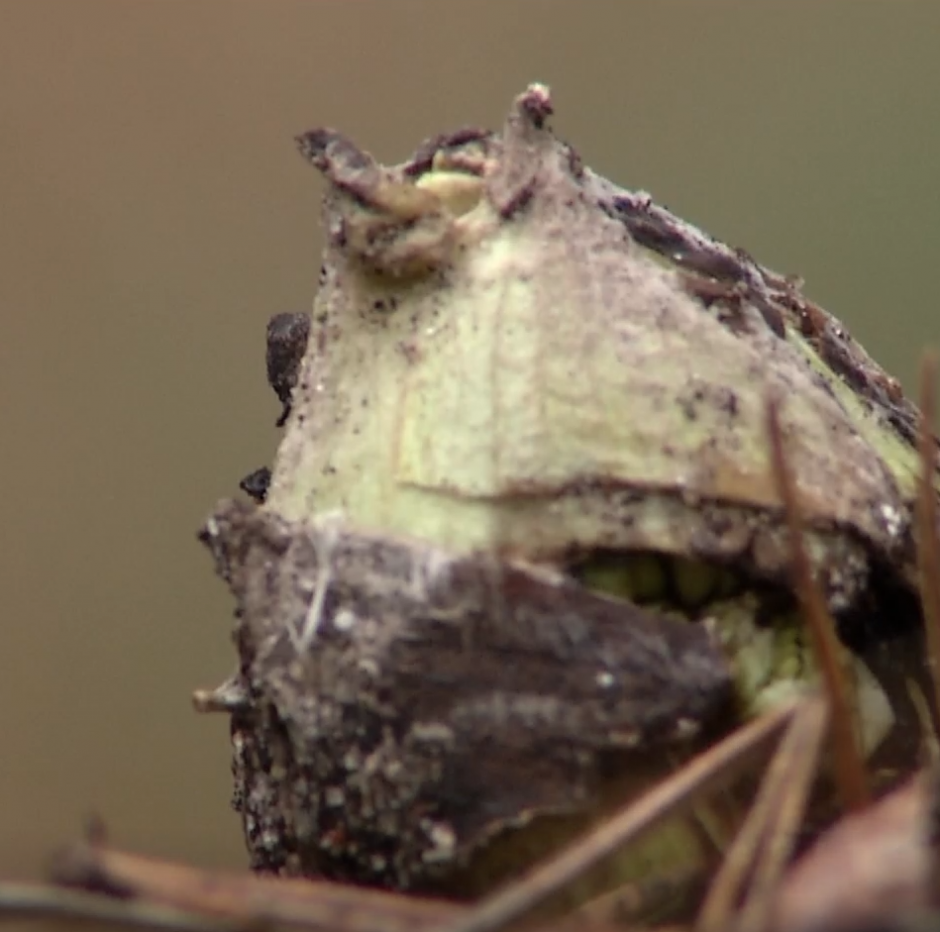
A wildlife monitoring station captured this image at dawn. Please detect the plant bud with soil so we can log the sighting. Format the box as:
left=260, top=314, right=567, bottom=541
left=198, top=84, right=940, bottom=903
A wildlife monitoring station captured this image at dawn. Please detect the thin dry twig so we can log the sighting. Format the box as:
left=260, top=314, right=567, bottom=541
left=0, top=881, right=247, bottom=932
left=695, top=696, right=828, bottom=932
left=915, top=352, right=940, bottom=907
left=766, top=396, right=869, bottom=811
left=47, top=840, right=459, bottom=932
left=916, top=353, right=940, bottom=734
left=763, top=356, right=940, bottom=931
left=440, top=700, right=802, bottom=932
left=734, top=696, right=828, bottom=932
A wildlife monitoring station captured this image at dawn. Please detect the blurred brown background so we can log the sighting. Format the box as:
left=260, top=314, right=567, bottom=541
left=1, top=0, right=938, bottom=881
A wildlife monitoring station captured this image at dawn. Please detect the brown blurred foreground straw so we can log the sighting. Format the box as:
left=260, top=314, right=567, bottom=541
left=0, top=881, right=246, bottom=932
left=765, top=395, right=869, bottom=812
left=0, top=838, right=460, bottom=932
left=695, top=695, right=827, bottom=932
left=917, top=353, right=940, bottom=735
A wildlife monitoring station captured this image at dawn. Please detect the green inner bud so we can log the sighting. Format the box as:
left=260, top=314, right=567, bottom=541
left=577, top=551, right=896, bottom=758
left=670, top=556, right=718, bottom=608
left=575, top=552, right=668, bottom=603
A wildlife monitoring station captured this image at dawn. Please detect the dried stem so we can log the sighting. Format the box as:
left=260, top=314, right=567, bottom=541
left=735, top=695, right=828, bottom=932
left=916, top=353, right=940, bottom=734
left=915, top=353, right=940, bottom=907
left=766, top=397, right=869, bottom=811
left=46, top=840, right=459, bottom=932
left=0, top=881, right=245, bottom=932
left=695, top=695, right=828, bottom=932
